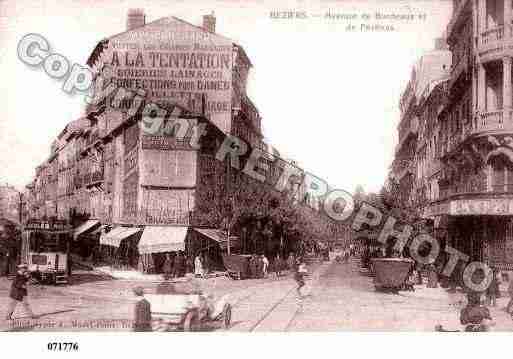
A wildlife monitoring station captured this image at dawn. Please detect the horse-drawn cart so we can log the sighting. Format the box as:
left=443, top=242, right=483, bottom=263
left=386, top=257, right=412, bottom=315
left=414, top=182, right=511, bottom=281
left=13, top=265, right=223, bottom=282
left=222, top=254, right=252, bottom=280
left=371, top=258, right=414, bottom=292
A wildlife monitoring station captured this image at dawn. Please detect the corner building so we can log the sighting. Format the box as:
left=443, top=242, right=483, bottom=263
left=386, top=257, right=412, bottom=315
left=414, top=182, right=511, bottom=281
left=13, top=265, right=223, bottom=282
left=25, top=10, right=342, bottom=273
left=394, top=0, right=513, bottom=272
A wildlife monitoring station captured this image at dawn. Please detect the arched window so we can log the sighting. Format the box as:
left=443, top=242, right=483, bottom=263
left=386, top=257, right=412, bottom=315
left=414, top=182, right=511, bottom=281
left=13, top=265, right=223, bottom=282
left=489, top=154, right=513, bottom=192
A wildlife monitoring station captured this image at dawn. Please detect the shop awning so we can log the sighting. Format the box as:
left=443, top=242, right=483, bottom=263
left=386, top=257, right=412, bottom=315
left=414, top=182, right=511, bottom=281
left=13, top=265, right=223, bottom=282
left=138, top=226, right=188, bottom=254
left=194, top=228, right=240, bottom=250
left=74, top=220, right=100, bottom=240
left=89, top=225, right=105, bottom=236
left=100, top=227, right=142, bottom=248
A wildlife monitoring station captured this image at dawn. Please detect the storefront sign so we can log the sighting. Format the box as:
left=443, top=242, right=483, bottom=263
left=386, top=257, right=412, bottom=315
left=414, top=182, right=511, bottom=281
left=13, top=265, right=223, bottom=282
left=123, top=172, right=139, bottom=220
left=139, top=188, right=194, bottom=225
left=124, top=148, right=138, bottom=176
left=25, top=220, right=71, bottom=231
left=450, top=198, right=513, bottom=216
left=141, top=135, right=192, bottom=150
left=124, top=122, right=139, bottom=154
left=423, top=202, right=450, bottom=217
left=100, top=17, right=234, bottom=133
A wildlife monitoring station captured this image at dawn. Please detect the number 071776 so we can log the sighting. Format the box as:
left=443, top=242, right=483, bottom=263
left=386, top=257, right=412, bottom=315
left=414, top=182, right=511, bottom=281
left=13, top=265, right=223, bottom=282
left=47, top=342, right=79, bottom=351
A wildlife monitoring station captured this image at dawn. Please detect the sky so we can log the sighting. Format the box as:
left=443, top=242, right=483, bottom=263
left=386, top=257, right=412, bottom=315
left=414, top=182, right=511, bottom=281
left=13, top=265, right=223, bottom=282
left=0, top=0, right=453, bottom=194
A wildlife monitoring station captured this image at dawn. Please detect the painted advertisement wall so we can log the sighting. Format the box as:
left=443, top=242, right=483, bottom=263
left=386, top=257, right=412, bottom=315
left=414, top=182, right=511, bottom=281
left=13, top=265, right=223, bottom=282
left=140, top=149, right=196, bottom=187
left=99, top=17, right=234, bottom=133
left=139, top=187, right=195, bottom=225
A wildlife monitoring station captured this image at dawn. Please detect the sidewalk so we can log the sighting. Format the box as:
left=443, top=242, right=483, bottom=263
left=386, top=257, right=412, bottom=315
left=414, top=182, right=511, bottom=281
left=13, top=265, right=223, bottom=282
left=93, top=266, right=227, bottom=281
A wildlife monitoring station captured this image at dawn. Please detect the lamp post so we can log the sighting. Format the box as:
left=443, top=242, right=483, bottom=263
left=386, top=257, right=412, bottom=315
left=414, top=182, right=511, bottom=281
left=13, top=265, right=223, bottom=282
left=18, top=192, right=24, bottom=225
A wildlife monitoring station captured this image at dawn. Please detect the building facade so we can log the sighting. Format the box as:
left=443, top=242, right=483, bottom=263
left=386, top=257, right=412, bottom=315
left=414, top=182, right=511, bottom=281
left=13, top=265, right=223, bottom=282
left=391, top=0, right=513, bottom=271
left=25, top=10, right=346, bottom=272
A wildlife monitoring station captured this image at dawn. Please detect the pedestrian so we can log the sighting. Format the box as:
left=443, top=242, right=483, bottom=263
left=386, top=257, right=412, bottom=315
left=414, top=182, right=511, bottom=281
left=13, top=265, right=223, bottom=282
left=249, top=255, right=257, bottom=279
left=174, top=251, right=185, bottom=278
left=415, top=264, right=423, bottom=285
left=427, top=263, right=438, bottom=288
left=5, top=264, right=36, bottom=320
left=506, top=272, right=513, bottom=314
left=287, top=253, right=295, bottom=271
left=460, top=291, right=495, bottom=332
left=256, top=255, right=264, bottom=278
left=203, top=252, right=210, bottom=277
left=294, top=258, right=307, bottom=297
left=486, top=267, right=500, bottom=307
left=262, top=254, right=269, bottom=278
left=162, top=253, right=173, bottom=281
left=274, top=254, right=283, bottom=278
left=404, top=268, right=415, bottom=292
left=194, top=254, right=204, bottom=278
left=132, top=286, right=152, bottom=332
left=186, top=255, right=194, bottom=274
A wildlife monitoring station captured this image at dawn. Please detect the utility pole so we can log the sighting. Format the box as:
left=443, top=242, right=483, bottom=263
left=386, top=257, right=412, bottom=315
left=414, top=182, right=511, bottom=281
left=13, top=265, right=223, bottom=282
left=18, top=192, right=24, bottom=225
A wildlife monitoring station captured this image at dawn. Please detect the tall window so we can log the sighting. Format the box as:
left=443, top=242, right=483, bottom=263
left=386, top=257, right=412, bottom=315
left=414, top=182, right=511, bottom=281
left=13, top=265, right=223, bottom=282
left=489, top=154, right=513, bottom=192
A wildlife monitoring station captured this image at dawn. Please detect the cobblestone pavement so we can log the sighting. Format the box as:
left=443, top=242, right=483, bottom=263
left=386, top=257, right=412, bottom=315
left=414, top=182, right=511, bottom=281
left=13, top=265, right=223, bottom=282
left=2, top=256, right=510, bottom=332
left=0, top=258, right=328, bottom=332
left=287, top=258, right=513, bottom=331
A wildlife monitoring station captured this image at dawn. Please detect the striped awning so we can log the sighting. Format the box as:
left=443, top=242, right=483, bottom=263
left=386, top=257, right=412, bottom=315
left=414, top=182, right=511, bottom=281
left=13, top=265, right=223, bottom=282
left=74, top=220, right=100, bottom=240
left=138, top=226, right=188, bottom=254
left=100, top=227, right=142, bottom=248
left=194, top=228, right=240, bottom=250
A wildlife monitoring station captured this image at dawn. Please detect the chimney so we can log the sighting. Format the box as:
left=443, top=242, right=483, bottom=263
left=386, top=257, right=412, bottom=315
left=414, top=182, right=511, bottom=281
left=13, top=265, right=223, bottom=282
left=202, top=12, right=216, bottom=33
left=434, top=37, right=448, bottom=51
left=127, top=8, right=146, bottom=31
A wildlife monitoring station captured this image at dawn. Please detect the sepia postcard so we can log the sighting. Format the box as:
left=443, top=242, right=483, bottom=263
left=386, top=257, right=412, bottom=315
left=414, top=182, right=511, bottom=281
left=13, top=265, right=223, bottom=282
left=0, top=0, right=512, bottom=355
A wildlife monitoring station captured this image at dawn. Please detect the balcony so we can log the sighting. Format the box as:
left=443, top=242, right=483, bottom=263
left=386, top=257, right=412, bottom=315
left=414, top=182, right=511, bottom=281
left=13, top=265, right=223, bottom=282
left=476, top=109, right=513, bottom=132
left=449, top=49, right=470, bottom=91
left=391, top=157, right=414, bottom=181
left=396, top=117, right=419, bottom=152
left=478, top=24, right=513, bottom=62
left=482, top=26, right=505, bottom=45
left=78, top=170, right=104, bottom=188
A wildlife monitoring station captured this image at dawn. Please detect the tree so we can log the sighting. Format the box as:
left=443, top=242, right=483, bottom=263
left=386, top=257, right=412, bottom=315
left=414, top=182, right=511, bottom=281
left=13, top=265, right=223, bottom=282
left=354, top=184, right=366, bottom=203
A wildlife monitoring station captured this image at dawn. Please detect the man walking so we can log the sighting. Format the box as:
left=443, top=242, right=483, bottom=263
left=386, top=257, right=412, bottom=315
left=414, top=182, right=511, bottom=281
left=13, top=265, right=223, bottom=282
left=262, top=254, right=269, bottom=278
left=294, top=258, right=307, bottom=297
left=174, top=251, right=185, bottom=278
left=506, top=272, right=513, bottom=314
left=194, top=254, right=204, bottom=278
left=132, top=286, right=152, bottom=332
left=5, top=264, right=36, bottom=320
left=162, top=253, right=173, bottom=281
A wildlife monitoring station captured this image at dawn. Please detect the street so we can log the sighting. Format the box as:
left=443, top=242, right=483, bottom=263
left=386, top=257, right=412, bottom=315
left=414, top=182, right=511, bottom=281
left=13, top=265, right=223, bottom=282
left=1, top=256, right=512, bottom=332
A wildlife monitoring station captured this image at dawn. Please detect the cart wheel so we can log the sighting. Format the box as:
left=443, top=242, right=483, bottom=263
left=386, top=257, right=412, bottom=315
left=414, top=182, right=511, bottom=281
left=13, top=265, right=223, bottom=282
left=222, top=304, right=232, bottom=329
left=183, top=311, right=199, bottom=332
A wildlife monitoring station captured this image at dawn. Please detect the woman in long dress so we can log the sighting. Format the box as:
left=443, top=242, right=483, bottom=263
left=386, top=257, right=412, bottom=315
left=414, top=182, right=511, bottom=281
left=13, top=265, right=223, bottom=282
left=194, top=254, right=204, bottom=278
left=427, top=264, right=438, bottom=288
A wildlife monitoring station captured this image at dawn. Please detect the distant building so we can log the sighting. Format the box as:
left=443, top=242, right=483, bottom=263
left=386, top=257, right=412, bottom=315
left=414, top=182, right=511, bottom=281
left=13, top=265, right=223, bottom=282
left=391, top=38, right=451, bottom=210
left=0, top=184, right=21, bottom=225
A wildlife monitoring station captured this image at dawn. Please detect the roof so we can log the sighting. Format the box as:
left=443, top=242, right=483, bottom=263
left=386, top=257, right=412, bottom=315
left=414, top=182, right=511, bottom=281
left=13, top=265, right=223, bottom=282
left=87, top=15, right=252, bottom=68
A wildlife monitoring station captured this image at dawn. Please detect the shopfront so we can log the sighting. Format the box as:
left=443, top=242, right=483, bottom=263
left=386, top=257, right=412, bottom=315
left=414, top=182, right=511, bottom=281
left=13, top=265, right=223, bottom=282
left=137, top=225, right=189, bottom=274
left=428, top=196, right=513, bottom=271
left=99, top=226, right=143, bottom=270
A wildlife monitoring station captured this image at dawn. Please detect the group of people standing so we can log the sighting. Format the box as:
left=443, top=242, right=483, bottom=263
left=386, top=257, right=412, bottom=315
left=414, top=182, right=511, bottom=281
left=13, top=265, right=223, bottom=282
left=247, top=254, right=270, bottom=279
left=161, top=251, right=187, bottom=280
